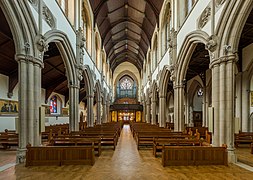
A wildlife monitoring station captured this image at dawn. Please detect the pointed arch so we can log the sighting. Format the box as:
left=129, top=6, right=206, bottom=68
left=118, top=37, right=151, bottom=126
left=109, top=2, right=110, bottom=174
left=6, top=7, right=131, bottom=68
left=0, top=0, right=38, bottom=56
left=160, top=0, right=171, bottom=28
left=95, top=32, right=101, bottom=69
left=159, top=65, right=171, bottom=97
left=188, top=79, right=203, bottom=106
left=82, top=0, right=93, bottom=54
left=215, top=0, right=253, bottom=56
left=151, top=80, right=158, bottom=101
left=44, top=30, right=78, bottom=87
left=176, top=30, right=209, bottom=85
left=83, top=65, right=94, bottom=97
left=94, top=80, right=102, bottom=102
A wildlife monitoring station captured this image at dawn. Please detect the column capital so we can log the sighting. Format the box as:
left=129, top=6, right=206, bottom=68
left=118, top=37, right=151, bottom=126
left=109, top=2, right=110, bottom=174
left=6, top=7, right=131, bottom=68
left=15, top=54, right=44, bottom=68
left=209, top=53, right=238, bottom=69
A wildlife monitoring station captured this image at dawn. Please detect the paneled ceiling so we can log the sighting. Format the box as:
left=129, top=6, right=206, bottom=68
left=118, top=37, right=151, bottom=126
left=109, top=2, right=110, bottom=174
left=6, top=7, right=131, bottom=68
left=89, top=0, right=164, bottom=72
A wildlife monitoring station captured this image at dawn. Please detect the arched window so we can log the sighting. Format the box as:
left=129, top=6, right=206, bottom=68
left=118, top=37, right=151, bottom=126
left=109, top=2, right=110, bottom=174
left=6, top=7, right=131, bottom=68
left=81, top=1, right=92, bottom=55
left=116, top=76, right=137, bottom=99
left=95, top=34, right=100, bottom=69
left=50, top=96, right=57, bottom=113
left=153, top=36, right=158, bottom=70
left=162, top=3, right=171, bottom=55
left=120, top=78, right=133, bottom=89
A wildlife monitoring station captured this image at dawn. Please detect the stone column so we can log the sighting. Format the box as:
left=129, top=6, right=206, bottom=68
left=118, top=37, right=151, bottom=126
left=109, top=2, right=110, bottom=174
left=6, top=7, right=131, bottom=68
left=96, top=100, right=102, bottom=125
left=27, top=61, right=34, bottom=145
left=16, top=54, right=43, bottom=163
left=174, top=85, right=185, bottom=131
left=69, top=85, right=79, bottom=131
left=33, top=63, right=41, bottom=145
left=219, top=62, right=226, bottom=145
left=225, top=57, right=237, bottom=163
left=151, top=100, right=156, bottom=125
left=142, top=101, right=146, bottom=122
left=211, top=63, right=220, bottom=146
left=241, top=72, right=249, bottom=132
left=202, top=87, right=207, bottom=127
left=210, top=54, right=237, bottom=163
left=17, top=57, right=27, bottom=163
left=107, top=100, right=110, bottom=122
left=185, top=94, right=189, bottom=126
left=146, top=100, right=151, bottom=123
left=87, top=95, right=94, bottom=127
left=158, top=96, right=166, bottom=127
left=235, top=72, right=242, bottom=132
left=102, top=101, right=107, bottom=123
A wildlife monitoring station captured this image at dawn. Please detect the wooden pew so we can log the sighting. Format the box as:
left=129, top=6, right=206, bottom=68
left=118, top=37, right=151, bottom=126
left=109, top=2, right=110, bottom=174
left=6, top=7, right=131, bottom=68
left=0, top=133, right=18, bottom=149
left=83, top=132, right=117, bottom=150
left=153, top=138, right=201, bottom=157
left=25, top=144, right=95, bottom=166
left=251, top=143, right=253, bottom=154
left=234, top=132, right=253, bottom=147
left=49, top=137, right=101, bottom=156
left=162, top=146, right=228, bottom=166
left=135, top=132, right=191, bottom=150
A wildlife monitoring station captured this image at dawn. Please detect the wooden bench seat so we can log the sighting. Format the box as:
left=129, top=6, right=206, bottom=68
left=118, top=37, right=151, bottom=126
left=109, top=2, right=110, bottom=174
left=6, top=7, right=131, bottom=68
left=26, top=144, right=95, bottom=166
left=49, top=137, right=101, bottom=156
left=153, top=138, right=201, bottom=157
left=0, top=134, right=18, bottom=149
left=234, top=132, right=253, bottom=147
left=162, top=146, right=228, bottom=166
left=136, top=132, right=190, bottom=150
left=70, top=132, right=117, bottom=150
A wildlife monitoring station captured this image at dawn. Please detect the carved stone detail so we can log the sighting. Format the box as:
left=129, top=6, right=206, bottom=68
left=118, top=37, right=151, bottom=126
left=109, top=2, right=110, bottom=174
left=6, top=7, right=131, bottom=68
left=29, top=1, right=56, bottom=29
left=76, top=28, right=86, bottom=65
left=28, top=0, right=38, bottom=6
left=198, top=6, right=211, bottom=29
left=215, top=0, right=226, bottom=7
left=42, top=6, right=56, bottom=28
left=205, top=35, right=217, bottom=52
left=36, top=35, right=48, bottom=52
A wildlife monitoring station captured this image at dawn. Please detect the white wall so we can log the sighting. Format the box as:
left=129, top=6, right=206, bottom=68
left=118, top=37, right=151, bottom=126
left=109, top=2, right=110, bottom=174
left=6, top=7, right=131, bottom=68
left=0, top=117, right=16, bottom=132
left=0, top=74, right=18, bottom=101
left=45, top=117, right=69, bottom=126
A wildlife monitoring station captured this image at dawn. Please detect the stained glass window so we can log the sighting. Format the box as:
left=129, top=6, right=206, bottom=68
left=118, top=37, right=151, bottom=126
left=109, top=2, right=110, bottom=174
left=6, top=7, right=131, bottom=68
left=120, top=77, right=133, bottom=89
left=117, top=75, right=137, bottom=98
left=50, top=96, right=57, bottom=113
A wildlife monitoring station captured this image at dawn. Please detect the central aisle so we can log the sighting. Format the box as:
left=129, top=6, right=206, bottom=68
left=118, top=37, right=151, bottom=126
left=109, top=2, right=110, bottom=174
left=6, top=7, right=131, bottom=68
left=84, top=124, right=164, bottom=179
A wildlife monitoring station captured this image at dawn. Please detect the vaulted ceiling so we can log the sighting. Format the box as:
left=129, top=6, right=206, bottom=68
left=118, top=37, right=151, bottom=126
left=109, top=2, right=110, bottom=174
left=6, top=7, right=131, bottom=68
left=89, top=0, right=164, bottom=72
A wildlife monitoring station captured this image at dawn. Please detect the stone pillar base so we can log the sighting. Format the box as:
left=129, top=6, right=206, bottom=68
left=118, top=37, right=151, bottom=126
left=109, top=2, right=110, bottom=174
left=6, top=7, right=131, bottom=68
left=16, top=148, right=27, bottom=164
left=228, top=148, right=237, bottom=164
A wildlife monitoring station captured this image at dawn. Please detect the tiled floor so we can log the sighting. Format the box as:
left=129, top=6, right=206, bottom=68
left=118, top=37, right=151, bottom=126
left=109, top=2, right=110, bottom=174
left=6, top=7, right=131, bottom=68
left=1, top=125, right=253, bottom=180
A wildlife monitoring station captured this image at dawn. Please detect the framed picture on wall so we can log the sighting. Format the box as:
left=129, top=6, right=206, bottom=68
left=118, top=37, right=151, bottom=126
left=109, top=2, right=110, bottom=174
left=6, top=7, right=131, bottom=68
left=0, top=99, right=18, bottom=115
